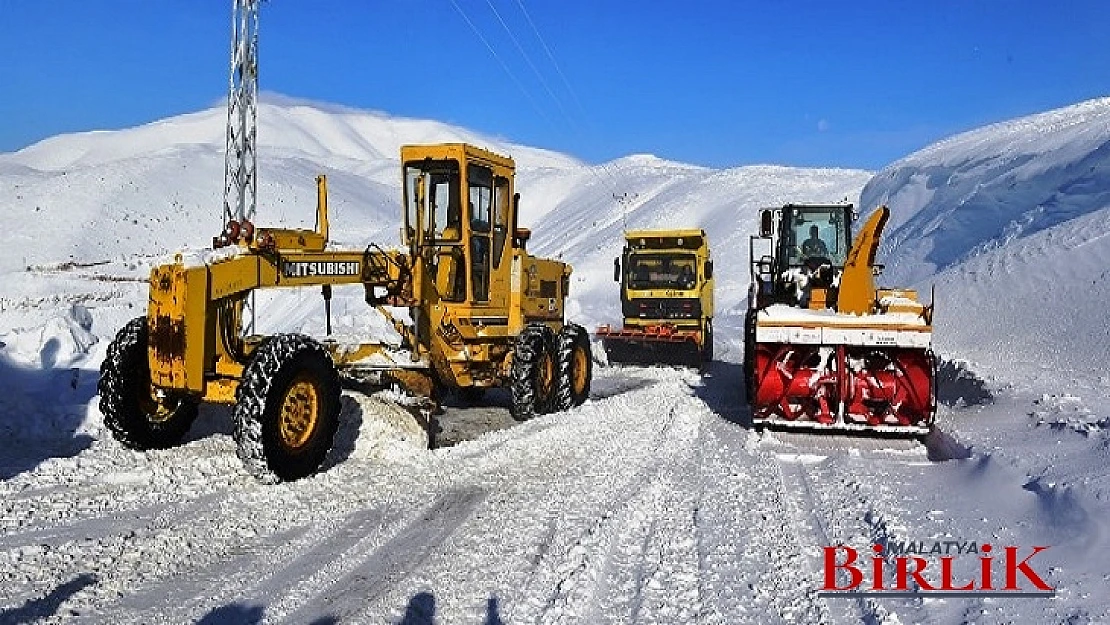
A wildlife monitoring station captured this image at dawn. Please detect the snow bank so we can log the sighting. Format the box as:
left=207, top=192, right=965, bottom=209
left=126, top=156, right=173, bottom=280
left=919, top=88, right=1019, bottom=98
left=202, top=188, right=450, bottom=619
left=0, top=305, right=99, bottom=443
left=861, top=97, right=1110, bottom=286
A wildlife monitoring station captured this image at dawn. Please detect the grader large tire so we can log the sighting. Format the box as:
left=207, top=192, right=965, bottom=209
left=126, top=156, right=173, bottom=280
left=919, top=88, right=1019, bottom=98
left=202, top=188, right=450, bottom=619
left=99, top=317, right=198, bottom=450
left=233, top=334, right=341, bottom=483
left=510, top=324, right=557, bottom=421
left=555, top=323, right=592, bottom=410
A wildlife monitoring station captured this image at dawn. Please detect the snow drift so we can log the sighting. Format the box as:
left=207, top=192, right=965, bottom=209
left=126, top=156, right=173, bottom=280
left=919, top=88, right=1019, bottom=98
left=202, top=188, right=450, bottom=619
left=861, top=97, right=1110, bottom=387
left=862, top=96, right=1110, bottom=286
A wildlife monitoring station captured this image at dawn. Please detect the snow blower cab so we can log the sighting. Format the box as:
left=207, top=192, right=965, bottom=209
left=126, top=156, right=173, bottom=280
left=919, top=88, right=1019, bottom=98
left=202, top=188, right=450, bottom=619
left=597, top=229, right=714, bottom=366
left=744, top=204, right=936, bottom=435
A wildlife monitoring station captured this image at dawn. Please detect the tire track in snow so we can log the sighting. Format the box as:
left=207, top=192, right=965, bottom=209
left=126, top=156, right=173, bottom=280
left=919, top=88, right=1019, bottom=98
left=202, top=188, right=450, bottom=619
left=765, top=434, right=937, bottom=624
left=693, top=419, right=831, bottom=624
left=777, top=459, right=890, bottom=625
left=512, top=374, right=711, bottom=625
left=526, top=411, right=683, bottom=625
left=0, top=493, right=224, bottom=552
left=581, top=407, right=703, bottom=625
left=272, top=488, right=485, bottom=624
left=103, top=498, right=421, bottom=623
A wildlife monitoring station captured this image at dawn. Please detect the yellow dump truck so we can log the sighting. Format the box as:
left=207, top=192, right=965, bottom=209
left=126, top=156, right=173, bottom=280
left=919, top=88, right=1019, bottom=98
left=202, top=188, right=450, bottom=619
left=597, top=229, right=714, bottom=366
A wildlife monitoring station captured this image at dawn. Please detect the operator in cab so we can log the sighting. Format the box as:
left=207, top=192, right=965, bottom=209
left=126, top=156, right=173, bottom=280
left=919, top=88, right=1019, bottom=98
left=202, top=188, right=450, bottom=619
left=801, top=225, right=828, bottom=258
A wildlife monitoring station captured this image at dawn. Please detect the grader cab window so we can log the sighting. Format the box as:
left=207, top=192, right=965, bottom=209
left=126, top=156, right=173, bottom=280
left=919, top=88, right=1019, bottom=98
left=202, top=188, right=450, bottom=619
left=469, top=165, right=492, bottom=233
left=469, top=164, right=494, bottom=302
left=492, top=176, right=510, bottom=268
left=403, top=160, right=461, bottom=244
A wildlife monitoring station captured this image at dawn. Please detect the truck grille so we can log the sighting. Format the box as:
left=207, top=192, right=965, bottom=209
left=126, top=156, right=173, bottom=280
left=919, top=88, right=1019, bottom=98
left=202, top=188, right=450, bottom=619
left=623, top=298, right=701, bottom=320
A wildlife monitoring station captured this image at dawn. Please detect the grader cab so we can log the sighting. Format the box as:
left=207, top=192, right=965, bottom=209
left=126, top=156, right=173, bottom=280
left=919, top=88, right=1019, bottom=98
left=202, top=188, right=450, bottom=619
left=100, top=143, right=593, bottom=483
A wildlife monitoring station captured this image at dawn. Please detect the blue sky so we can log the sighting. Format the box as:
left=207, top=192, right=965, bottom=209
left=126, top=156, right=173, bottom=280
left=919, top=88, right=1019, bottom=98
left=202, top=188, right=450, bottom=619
left=1, top=1, right=1107, bottom=169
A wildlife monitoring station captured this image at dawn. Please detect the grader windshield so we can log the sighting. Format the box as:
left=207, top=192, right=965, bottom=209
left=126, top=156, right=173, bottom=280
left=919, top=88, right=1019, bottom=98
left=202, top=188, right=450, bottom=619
left=779, top=205, right=852, bottom=268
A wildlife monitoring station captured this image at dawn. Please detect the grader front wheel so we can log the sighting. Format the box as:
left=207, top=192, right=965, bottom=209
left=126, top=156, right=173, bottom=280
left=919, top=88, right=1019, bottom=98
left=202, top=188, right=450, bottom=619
left=233, top=334, right=341, bottom=483
left=99, top=317, right=198, bottom=450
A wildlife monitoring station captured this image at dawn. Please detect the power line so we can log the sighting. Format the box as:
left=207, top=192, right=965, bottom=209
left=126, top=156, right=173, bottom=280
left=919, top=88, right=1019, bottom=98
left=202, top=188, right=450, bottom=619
left=512, top=0, right=588, bottom=119
left=448, top=0, right=556, bottom=130
left=451, top=0, right=633, bottom=233
left=483, top=0, right=579, bottom=135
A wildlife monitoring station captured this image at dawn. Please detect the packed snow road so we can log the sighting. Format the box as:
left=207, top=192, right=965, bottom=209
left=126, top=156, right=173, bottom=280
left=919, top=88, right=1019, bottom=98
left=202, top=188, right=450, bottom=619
left=0, top=363, right=823, bottom=624
left=1, top=357, right=1106, bottom=624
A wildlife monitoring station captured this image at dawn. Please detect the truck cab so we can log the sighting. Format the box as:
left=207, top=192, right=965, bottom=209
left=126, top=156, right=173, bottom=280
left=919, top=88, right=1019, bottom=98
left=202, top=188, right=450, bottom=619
left=598, top=228, right=714, bottom=366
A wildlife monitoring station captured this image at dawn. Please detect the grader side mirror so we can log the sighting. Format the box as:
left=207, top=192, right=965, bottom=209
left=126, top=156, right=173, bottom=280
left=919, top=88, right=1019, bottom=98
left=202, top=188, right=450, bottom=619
left=760, top=210, right=773, bottom=237
left=513, top=227, right=531, bottom=251
left=613, top=257, right=620, bottom=282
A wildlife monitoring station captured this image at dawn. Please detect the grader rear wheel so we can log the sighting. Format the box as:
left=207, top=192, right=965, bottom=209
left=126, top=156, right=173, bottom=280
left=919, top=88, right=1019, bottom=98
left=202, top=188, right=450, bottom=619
left=510, top=324, right=557, bottom=421
left=233, top=334, right=340, bottom=483
left=99, top=317, right=198, bottom=450
left=555, top=323, right=592, bottom=410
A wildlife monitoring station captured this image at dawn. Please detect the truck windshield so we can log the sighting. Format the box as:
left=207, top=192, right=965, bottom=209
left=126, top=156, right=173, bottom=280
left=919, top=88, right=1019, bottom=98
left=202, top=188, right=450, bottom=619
left=627, top=253, right=697, bottom=289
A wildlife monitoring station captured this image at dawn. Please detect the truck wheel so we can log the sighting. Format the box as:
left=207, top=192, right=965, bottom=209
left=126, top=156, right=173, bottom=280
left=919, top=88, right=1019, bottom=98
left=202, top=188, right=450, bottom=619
left=555, top=323, right=592, bottom=410
left=510, top=324, right=556, bottom=421
left=701, top=318, right=714, bottom=368
left=233, top=334, right=341, bottom=483
left=99, top=317, right=198, bottom=450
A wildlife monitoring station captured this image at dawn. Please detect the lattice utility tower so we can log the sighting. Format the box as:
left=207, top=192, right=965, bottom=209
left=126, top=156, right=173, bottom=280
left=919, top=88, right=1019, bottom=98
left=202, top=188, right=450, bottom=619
left=221, top=0, right=260, bottom=230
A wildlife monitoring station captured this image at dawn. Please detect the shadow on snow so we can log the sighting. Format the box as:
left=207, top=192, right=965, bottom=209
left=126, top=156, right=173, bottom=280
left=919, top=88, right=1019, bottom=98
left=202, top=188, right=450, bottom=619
left=0, top=573, right=97, bottom=625
left=0, top=355, right=97, bottom=480
left=194, top=592, right=506, bottom=625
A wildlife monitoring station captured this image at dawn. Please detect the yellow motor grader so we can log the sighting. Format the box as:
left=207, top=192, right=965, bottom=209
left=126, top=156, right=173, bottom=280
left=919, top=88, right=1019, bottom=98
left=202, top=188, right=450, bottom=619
left=98, top=143, right=593, bottom=482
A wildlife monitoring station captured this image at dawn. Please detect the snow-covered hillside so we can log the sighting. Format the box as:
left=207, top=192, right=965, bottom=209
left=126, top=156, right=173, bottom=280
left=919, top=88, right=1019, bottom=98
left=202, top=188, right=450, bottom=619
left=2, top=98, right=1109, bottom=623
left=862, top=97, right=1110, bottom=388
left=862, top=97, right=1110, bottom=286
left=0, top=95, right=579, bottom=276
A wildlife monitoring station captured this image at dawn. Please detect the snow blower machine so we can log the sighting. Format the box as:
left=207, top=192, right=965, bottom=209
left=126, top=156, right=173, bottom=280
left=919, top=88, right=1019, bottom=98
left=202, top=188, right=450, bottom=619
left=597, top=229, right=714, bottom=367
left=743, top=204, right=935, bottom=435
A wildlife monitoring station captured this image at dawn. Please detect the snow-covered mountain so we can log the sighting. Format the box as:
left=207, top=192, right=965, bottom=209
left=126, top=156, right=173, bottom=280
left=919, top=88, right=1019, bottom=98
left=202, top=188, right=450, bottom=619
left=861, top=97, right=1110, bottom=387
left=862, top=97, right=1110, bottom=286
left=0, top=96, right=870, bottom=321
left=0, top=95, right=580, bottom=276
